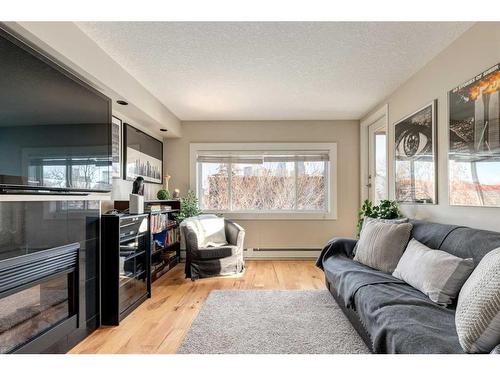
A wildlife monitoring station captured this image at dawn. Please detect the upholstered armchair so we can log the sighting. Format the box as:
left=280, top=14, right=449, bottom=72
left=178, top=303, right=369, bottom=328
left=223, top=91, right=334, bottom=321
left=181, top=216, right=245, bottom=280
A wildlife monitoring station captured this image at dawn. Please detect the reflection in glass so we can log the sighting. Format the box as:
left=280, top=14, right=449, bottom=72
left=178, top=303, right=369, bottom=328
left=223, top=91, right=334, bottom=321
left=0, top=275, right=70, bottom=353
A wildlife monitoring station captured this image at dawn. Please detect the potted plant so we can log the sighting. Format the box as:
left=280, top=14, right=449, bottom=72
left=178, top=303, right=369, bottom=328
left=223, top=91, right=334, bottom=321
left=357, top=199, right=402, bottom=237
left=174, top=190, right=202, bottom=225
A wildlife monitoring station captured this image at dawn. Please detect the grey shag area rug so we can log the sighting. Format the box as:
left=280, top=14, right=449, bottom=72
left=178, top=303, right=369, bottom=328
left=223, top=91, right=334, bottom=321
left=177, top=290, right=370, bottom=354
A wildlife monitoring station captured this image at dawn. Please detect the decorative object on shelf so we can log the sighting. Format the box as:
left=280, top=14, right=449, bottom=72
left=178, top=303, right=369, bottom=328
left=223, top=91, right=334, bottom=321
left=173, top=188, right=180, bottom=199
left=111, top=116, right=122, bottom=178
left=157, top=189, right=171, bottom=200
left=174, top=190, right=202, bottom=225
left=132, top=176, right=145, bottom=195
left=129, top=194, right=144, bottom=214
left=130, top=177, right=145, bottom=214
left=357, top=199, right=402, bottom=237
left=394, top=100, right=437, bottom=204
left=164, top=175, right=171, bottom=190
left=124, top=123, right=163, bottom=184
left=448, top=63, right=500, bottom=207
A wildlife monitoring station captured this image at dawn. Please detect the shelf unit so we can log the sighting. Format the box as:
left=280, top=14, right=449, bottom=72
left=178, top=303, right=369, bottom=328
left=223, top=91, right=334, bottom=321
left=148, top=200, right=181, bottom=283
left=113, top=199, right=182, bottom=283
left=101, top=213, right=151, bottom=326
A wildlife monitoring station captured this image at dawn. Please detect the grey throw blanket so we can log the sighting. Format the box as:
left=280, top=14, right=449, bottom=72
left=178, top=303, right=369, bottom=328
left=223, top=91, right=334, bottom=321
left=316, top=237, right=406, bottom=309
left=317, top=237, right=465, bottom=353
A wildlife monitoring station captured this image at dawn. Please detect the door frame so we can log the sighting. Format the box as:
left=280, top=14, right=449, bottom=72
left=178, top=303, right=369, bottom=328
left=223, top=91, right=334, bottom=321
left=360, top=104, right=389, bottom=204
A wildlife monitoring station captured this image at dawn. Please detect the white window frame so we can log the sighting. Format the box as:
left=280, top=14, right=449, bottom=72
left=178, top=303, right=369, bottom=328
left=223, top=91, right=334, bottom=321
left=190, top=143, right=337, bottom=220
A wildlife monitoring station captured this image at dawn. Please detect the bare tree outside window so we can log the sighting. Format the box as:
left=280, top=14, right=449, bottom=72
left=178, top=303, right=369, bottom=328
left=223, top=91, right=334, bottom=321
left=198, top=155, right=328, bottom=212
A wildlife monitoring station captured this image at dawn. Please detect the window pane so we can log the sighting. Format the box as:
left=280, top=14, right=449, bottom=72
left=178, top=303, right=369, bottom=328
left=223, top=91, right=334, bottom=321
left=231, top=162, right=295, bottom=210
left=297, top=161, right=327, bottom=210
left=42, top=165, right=67, bottom=188
left=71, top=159, right=110, bottom=190
left=200, top=163, right=229, bottom=210
left=374, top=132, right=387, bottom=203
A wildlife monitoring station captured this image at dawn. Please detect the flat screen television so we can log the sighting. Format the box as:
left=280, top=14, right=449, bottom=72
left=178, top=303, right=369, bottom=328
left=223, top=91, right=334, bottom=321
left=0, top=28, right=112, bottom=193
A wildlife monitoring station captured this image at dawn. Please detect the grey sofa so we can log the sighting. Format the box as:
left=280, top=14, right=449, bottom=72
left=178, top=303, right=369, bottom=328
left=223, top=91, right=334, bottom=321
left=317, top=219, right=500, bottom=354
left=182, top=219, right=245, bottom=280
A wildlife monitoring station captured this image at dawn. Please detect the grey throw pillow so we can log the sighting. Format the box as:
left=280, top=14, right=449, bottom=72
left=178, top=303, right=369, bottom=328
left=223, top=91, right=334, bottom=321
left=456, top=247, right=500, bottom=353
left=392, top=239, right=474, bottom=306
left=353, top=219, right=412, bottom=273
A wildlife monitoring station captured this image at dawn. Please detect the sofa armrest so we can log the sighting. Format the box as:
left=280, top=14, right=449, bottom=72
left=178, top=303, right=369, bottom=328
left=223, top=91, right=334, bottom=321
left=225, top=220, right=245, bottom=249
left=316, top=237, right=358, bottom=270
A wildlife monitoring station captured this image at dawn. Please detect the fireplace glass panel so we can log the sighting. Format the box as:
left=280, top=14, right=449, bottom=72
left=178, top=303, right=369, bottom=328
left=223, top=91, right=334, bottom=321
left=0, top=274, right=70, bottom=353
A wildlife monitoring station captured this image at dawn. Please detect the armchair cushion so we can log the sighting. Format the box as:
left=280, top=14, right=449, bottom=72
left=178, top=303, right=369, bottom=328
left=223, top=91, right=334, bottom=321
left=193, top=245, right=240, bottom=260
left=182, top=214, right=227, bottom=247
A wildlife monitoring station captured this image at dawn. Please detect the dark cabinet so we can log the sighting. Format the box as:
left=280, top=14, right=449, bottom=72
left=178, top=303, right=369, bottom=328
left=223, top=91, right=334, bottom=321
left=101, top=213, right=151, bottom=325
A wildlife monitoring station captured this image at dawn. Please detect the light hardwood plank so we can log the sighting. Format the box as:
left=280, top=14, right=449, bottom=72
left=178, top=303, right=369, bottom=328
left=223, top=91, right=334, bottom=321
left=70, top=260, right=325, bottom=354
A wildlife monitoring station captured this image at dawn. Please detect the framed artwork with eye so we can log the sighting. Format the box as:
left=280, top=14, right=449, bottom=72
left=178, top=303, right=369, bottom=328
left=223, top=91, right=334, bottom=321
left=394, top=100, right=437, bottom=204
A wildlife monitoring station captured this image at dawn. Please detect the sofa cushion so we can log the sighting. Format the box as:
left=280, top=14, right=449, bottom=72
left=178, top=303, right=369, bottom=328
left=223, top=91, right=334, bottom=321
left=439, top=226, right=500, bottom=266
left=353, top=219, right=412, bottom=273
left=393, top=239, right=474, bottom=306
left=456, top=247, right=500, bottom=353
left=354, top=282, right=463, bottom=353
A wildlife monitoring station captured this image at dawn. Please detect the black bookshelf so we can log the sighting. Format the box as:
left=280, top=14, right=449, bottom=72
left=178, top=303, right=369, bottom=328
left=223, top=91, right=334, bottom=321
left=113, top=199, right=182, bottom=283
left=148, top=200, right=181, bottom=282
left=101, top=213, right=151, bottom=326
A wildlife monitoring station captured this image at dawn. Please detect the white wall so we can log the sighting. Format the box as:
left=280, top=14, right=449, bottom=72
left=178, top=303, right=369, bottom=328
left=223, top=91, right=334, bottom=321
left=165, top=120, right=360, bottom=251
left=362, top=22, right=500, bottom=232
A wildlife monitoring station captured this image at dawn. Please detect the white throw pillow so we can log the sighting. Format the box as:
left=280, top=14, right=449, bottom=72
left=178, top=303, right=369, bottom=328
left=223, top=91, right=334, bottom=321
left=182, top=214, right=227, bottom=248
left=455, top=247, right=500, bottom=353
left=393, top=239, right=474, bottom=306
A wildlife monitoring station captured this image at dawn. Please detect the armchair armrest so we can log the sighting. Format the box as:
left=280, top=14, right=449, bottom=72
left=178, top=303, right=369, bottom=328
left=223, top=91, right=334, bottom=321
left=225, top=220, right=245, bottom=249
left=182, top=226, right=200, bottom=253
left=316, top=237, right=358, bottom=270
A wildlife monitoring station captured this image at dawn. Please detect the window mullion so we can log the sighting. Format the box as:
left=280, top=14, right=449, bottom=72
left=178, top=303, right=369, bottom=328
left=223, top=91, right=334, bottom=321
left=294, top=160, right=298, bottom=211
left=228, top=162, right=233, bottom=211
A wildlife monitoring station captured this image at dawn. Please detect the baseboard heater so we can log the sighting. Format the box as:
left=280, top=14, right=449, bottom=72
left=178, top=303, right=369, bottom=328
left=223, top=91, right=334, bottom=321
left=252, top=248, right=321, bottom=252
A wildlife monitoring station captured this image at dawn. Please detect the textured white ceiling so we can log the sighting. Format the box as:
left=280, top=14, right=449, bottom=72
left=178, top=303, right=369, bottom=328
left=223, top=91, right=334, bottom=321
left=77, top=22, right=472, bottom=121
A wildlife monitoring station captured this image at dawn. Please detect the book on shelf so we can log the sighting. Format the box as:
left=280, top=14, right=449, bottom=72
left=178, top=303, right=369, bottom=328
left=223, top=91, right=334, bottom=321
left=148, top=204, right=162, bottom=213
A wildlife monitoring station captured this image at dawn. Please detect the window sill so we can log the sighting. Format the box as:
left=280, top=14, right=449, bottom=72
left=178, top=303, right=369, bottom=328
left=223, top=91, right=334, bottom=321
left=201, top=210, right=337, bottom=221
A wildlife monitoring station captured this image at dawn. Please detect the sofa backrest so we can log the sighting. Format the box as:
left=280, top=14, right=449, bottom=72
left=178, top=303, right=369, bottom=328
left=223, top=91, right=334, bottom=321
left=410, top=219, right=500, bottom=266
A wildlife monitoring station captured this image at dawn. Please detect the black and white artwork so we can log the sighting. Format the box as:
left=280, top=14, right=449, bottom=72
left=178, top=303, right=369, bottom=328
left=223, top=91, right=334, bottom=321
left=111, top=116, right=122, bottom=178
left=449, top=63, right=500, bottom=207
left=124, top=123, right=163, bottom=184
left=394, top=101, right=437, bottom=204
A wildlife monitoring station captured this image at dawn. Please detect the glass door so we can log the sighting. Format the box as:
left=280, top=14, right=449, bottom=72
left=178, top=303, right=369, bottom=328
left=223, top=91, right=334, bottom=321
left=368, top=118, right=388, bottom=203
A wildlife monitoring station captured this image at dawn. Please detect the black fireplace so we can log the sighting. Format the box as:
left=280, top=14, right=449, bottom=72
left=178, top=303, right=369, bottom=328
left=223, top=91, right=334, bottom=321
left=0, top=243, right=79, bottom=353
left=0, top=200, right=100, bottom=353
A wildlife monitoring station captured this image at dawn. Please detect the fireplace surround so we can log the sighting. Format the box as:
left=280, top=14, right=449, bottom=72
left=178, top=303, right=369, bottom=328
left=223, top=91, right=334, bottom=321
left=0, top=243, right=79, bottom=353
left=0, top=200, right=100, bottom=353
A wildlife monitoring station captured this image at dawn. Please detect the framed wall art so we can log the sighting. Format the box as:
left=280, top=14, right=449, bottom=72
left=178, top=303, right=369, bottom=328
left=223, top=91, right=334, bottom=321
left=448, top=63, right=500, bottom=207
left=123, top=123, right=163, bottom=184
left=394, top=100, right=437, bottom=204
left=111, top=116, right=122, bottom=178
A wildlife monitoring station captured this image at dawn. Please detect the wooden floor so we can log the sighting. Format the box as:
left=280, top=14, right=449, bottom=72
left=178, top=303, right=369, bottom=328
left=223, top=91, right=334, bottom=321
left=70, top=260, right=325, bottom=354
